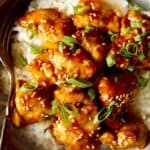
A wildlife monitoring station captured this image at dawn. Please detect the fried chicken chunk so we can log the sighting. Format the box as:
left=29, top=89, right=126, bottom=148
left=54, top=86, right=88, bottom=104
left=53, top=120, right=98, bottom=150
left=100, top=119, right=147, bottom=149
left=52, top=101, right=99, bottom=150
left=51, top=85, right=100, bottom=150
left=74, top=29, right=109, bottom=70
left=13, top=81, right=51, bottom=126
left=27, top=49, right=96, bottom=84
left=19, top=8, right=75, bottom=50
left=106, top=9, right=150, bottom=70
left=73, top=0, right=121, bottom=32
left=98, top=72, right=137, bottom=108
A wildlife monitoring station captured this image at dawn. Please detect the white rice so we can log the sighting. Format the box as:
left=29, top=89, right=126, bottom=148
left=11, top=0, right=150, bottom=150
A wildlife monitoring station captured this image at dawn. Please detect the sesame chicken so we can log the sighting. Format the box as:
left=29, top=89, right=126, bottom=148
left=99, top=119, right=147, bottom=150
left=98, top=72, right=137, bottom=108
left=54, top=86, right=88, bottom=104
left=19, top=8, right=75, bottom=50
left=14, top=81, right=51, bottom=126
left=11, top=1, right=149, bottom=150
left=73, top=0, right=121, bottom=32
left=53, top=120, right=99, bottom=150
left=74, top=29, right=109, bottom=70
left=107, top=9, right=150, bottom=70
left=28, top=49, right=96, bottom=83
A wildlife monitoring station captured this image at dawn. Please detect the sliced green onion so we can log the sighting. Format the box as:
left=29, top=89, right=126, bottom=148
left=60, top=104, right=78, bottom=126
left=134, top=32, right=148, bottom=42
left=88, top=88, right=96, bottom=100
left=18, top=54, right=28, bottom=66
left=125, top=27, right=131, bottom=34
left=49, top=100, right=58, bottom=115
left=19, top=81, right=38, bottom=92
left=120, top=42, right=138, bottom=58
left=134, top=34, right=142, bottom=42
left=138, top=77, right=150, bottom=87
left=108, top=31, right=119, bottom=42
left=93, top=101, right=115, bottom=125
left=85, top=25, right=92, bottom=33
left=73, top=4, right=89, bottom=15
left=26, top=23, right=37, bottom=39
left=131, top=21, right=143, bottom=28
left=49, top=101, right=78, bottom=125
left=127, top=65, right=135, bottom=72
left=30, top=45, right=43, bottom=54
left=62, top=104, right=78, bottom=117
left=60, top=105, right=70, bottom=126
left=138, top=53, right=145, bottom=61
left=106, top=53, right=116, bottom=67
left=61, top=36, right=79, bottom=48
left=67, top=78, right=93, bottom=88
left=132, top=4, right=142, bottom=12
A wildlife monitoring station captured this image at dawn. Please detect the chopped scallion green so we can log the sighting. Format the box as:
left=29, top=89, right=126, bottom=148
left=49, top=100, right=58, bottom=115
left=61, top=36, right=78, bottom=48
left=138, top=53, right=145, bottom=61
left=18, top=54, right=28, bottom=66
left=67, top=78, right=93, bottom=88
left=30, top=45, right=43, bottom=54
left=60, top=105, right=70, bottom=126
left=134, top=34, right=142, bottom=42
left=73, top=4, right=89, bottom=15
left=132, top=4, right=142, bottom=12
left=108, top=31, right=119, bottom=42
left=62, top=104, right=78, bottom=117
left=26, top=23, right=37, bottom=39
left=131, top=21, right=143, bottom=28
left=120, top=42, right=138, bottom=58
left=106, top=53, right=116, bottom=67
left=134, top=32, right=148, bottom=42
left=85, top=25, right=92, bottom=33
left=125, top=27, right=131, bottom=34
left=19, top=81, right=38, bottom=92
left=88, top=88, right=96, bottom=100
left=93, top=101, right=115, bottom=125
left=127, top=65, right=135, bottom=72
left=49, top=101, right=78, bottom=126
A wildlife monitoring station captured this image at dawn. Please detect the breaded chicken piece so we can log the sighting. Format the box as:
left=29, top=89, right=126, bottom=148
left=100, top=119, right=147, bottom=150
left=27, top=53, right=57, bottom=86
left=27, top=49, right=96, bottom=84
left=73, top=0, right=121, bottom=32
left=53, top=120, right=98, bottom=150
left=54, top=85, right=99, bottom=132
left=74, top=29, right=109, bottom=70
left=98, top=72, right=137, bottom=108
left=52, top=86, right=100, bottom=149
left=14, top=81, right=51, bottom=126
left=19, top=8, right=75, bottom=50
left=54, top=86, right=88, bottom=104
left=107, top=10, right=150, bottom=70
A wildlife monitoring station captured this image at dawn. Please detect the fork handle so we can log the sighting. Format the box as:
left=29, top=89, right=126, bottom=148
left=0, top=116, right=11, bottom=150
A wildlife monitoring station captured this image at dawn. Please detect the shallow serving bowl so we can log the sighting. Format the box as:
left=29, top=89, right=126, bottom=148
left=0, top=0, right=150, bottom=150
